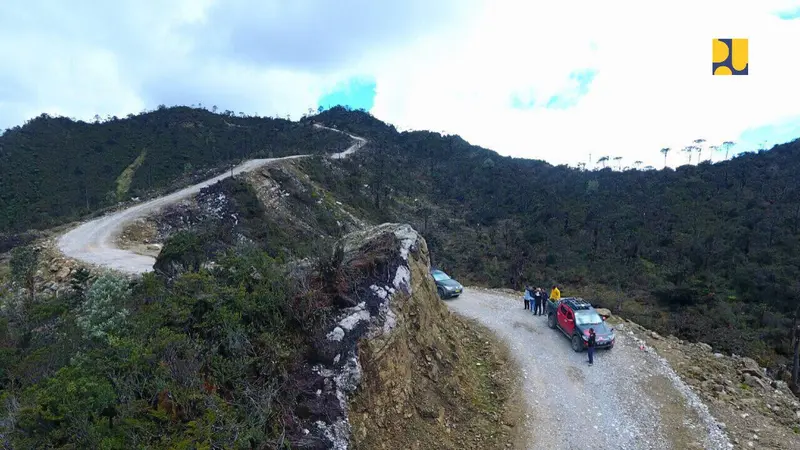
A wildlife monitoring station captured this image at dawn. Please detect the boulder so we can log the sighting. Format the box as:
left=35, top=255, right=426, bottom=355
left=595, top=308, right=612, bottom=318
left=697, top=342, right=713, bottom=352
left=650, top=331, right=663, bottom=340
left=740, top=368, right=765, bottom=379
left=54, top=266, right=72, bottom=282
left=743, top=373, right=769, bottom=391
left=739, top=357, right=761, bottom=372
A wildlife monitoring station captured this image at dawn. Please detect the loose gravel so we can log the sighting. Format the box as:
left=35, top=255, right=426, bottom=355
left=447, top=288, right=733, bottom=450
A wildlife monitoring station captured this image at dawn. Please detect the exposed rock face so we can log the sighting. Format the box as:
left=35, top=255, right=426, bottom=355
left=152, top=180, right=241, bottom=243
left=296, top=223, right=516, bottom=450
left=304, top=223, right=423, bottom=449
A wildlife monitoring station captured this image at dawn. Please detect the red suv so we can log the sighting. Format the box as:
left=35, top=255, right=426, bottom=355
left=547, top=297, right=615, bottom=352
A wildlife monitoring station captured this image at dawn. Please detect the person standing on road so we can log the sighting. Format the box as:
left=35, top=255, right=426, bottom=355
left=534, top=287, right=544, bottom=315
left=523, top=285, right=533, bottom=310
left=587, top=328, right=597, bottom=366
left=549, top=285, right=561, bottom=303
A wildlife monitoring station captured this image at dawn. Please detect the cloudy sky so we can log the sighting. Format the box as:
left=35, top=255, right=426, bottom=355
left=2, top=0, right=799, bottom=169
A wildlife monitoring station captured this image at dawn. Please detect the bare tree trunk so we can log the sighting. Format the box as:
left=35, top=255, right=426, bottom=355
left=792, top=306, right=800, bottom=389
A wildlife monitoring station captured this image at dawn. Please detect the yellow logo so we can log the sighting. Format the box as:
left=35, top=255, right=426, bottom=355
left=713, top=39, right=748, bottom=75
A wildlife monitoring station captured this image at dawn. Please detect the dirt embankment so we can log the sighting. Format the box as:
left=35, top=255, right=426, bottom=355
left=620, top=318, right=800, bottom=450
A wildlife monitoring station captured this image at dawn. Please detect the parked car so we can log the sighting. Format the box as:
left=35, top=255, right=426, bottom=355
left=547, top=297, right=615, bottom=351
left=430, top=269, right=463, bottom=299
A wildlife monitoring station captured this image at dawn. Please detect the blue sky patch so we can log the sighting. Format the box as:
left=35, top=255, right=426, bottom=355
left=734, top=115, right=800, bottom=155
left=511, top=94, right=535, bottom=110
left=776, top=7, right=800, bottom=20
left=545, top=95, right=574, bottom=109
left=544, top=69, right=597, bottom=110
left=318, top=76, right=376, bottom=111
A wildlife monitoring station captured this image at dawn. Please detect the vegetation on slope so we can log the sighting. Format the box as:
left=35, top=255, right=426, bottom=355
left=302, top=107, right=800, bottom=370
left=115, top=149, right=148, bottom=202
left=0, top=217, right=521, bottom=448
left=0, top=246, right=328, bottom=449
left=0, top=106, right=352, bottom=233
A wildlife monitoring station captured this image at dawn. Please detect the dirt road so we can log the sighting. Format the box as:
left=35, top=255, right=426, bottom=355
left=447, top=288, right=733, bottom=450
left=57, top=125, right=365, bottom=274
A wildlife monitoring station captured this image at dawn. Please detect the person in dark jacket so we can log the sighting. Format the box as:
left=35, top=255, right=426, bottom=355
left=587, top=328, right=597, bottom=366
left=533, top=287, right=544, bottom=315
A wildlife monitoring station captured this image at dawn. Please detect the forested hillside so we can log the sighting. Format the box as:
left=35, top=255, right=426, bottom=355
left=302, top=107, right=800, bottom=369
left=2, top=104, right=799, bottom=368
left=0, top=107, right=351, bottom=232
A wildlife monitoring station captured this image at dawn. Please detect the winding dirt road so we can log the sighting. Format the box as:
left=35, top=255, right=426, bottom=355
left=57, top=124, right=366, bottom=274
left=447, top=288, right=733, bottom=450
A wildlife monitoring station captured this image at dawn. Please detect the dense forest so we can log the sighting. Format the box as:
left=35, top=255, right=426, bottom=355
left=0, top=106, right=351, bottom=232
left=300, top=107, right=800, bottom=370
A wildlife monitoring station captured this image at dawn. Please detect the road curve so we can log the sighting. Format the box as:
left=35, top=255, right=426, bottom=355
left=447, top=289, right=732, bottom=450
left=57, top=124, right=366, bottom=274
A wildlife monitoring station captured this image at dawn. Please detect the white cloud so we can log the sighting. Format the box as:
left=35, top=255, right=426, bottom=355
left=370, top=0, right=800, bottom=169
left=2, top=0, right=798, bottom=171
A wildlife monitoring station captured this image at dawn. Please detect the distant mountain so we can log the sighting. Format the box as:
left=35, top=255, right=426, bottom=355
left=0, top=106, right=351, bottom=232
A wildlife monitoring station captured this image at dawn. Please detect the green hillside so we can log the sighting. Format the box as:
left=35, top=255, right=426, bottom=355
left=303, top=107, right=800, bottom=368
left=0, top=106, right=352, bottom=232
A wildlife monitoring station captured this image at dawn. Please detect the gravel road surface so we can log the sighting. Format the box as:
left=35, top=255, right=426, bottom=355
left=57, top=125, right=365, bottom=274
left=447, top=288, right=733, bottom=450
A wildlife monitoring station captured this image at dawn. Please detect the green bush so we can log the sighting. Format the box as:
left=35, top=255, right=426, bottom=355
left=76, top=273, right=131, bottom=341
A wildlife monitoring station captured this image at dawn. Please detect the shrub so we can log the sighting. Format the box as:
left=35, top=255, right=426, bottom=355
left=76, top=273, right=130, bottom=341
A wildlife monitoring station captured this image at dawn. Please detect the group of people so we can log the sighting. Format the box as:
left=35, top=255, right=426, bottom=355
left=522, top=284, right=598, bottom=365
left=523, top=284, right=560, bottom=315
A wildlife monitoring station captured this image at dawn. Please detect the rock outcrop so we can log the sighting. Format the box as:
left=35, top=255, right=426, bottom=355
left=300, top=223, right=518, bottom=449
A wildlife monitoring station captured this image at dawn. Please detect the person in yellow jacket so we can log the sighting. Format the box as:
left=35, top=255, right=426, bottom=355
left=549, top=285, right=561, bottom=302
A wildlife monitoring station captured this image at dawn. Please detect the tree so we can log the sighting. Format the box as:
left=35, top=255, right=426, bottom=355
left=722, top=141, right=735, bottom=160
left=709, top=145, right=719, bottom=163
left=613, top=156, right=623, bottom=171
left=693, top=138, right=706, bottom=162
left=634, top=161, right=643, bottom=170
left=660, top=147, right=671, bottom=168
left=69, top=267, right=91, bottom=299
left=577, top=162, right=586, bottom=171
left=597, top=156, right=609, bottom=168
left=10, top=245, right=39, bottom=303
left=792, top=305, right=800, bottom=390
left=682, top=146, right=694, bottom=164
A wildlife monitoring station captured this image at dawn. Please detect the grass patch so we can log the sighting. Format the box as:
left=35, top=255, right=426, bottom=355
left=115, top=149, right=147, bottom=201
